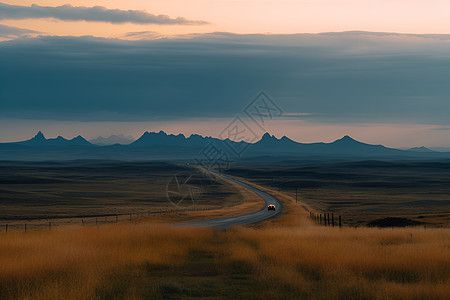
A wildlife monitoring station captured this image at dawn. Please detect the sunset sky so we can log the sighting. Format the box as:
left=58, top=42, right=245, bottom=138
left=2, top=0, right=450, bottom=37
left=1, top=0, right=450, bottom=147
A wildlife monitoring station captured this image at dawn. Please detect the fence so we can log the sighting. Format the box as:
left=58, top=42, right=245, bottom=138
left=309, top=211, right=342, bottom=228
left=0, top=206, right=219, bottom=233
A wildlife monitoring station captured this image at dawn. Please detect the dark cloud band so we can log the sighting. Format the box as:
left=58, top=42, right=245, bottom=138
left=0, top=3, right=208, bottom=25
left=1, top=32, right=450, bottom=125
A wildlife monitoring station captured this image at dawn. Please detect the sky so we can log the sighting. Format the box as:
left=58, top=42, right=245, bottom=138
left=1, top=1, right=450, bottom=147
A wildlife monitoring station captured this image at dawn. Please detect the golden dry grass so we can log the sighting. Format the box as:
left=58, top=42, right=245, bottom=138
left=0, top=224, right=213, bottom=299
left=228, top=226, right=450, bottom=299
left=1, top=222, right=449, bottom=299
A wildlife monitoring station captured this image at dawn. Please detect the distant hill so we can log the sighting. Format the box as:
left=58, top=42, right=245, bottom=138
left=408, top=146, right=434, bottom=153
left=0, top=130, right=449, bottom=161
left=90, top=134, right=135, bottom=146
left=429, top=147, right=450, bottom=152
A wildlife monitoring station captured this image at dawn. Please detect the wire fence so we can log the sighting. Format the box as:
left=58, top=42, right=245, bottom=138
left=0, top=206, right=220, bottom=233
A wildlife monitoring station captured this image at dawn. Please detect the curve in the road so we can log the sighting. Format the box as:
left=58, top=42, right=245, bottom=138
left=177, top=169, right=282, bottom=228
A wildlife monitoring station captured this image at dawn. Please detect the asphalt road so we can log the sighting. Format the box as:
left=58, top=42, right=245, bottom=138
left=178, top=169, right=282, bottom=228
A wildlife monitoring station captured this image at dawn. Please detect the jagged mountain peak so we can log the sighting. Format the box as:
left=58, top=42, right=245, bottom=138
left=72, top=135, right=88, bottom=141
left=132, top=130, right=190, bottom=146
left=32, top=131, right=46, bottom=141
left=260, top=132, right=278, bottom=141
left=333, top=135, right=361, bottom=144
left=142, top=130, right=186, bottom=138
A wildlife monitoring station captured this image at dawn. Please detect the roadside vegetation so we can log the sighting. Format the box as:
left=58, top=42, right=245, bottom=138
left=1, top=214, right=448, bottom=299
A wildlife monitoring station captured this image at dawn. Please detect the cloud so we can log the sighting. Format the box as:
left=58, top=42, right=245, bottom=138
left=0, top=3, right=208, bottom=25
left=123, top=31, right=162, bottom=40
left=1, top=32, right=450, bottom=126
left=0, top=24, right=39, bottom=39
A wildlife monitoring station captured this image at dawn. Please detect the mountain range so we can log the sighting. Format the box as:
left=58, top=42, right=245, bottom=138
left=17, top=131, right=92, bottom=147
left=0, top=131, right=447, bottom=161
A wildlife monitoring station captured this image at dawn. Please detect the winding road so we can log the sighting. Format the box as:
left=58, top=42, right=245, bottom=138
left=178, top=169, right=282, bottom=228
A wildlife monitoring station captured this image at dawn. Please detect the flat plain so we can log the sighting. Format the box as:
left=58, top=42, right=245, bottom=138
left=226, top=160, right=450, bottom=227
left=0, top=161, right=261, bottom=231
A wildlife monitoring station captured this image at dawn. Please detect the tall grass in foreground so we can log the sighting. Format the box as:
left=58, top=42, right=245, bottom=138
left=0, top=222, right=449, bottom=299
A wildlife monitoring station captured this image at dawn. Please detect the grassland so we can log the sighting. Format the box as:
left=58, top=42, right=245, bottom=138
left=1, top=160, right=449, bottom=299
left=0, top=161, right=263, bottom=230
left=226, top=160, right=450, bottom=227
left=0, top=219, right=449, bottom=299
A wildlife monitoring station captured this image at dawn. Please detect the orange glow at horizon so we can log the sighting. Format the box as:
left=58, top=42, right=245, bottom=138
left=2, top=0, right=450, bottom=39
left=1, top=118, right=450, bottom=148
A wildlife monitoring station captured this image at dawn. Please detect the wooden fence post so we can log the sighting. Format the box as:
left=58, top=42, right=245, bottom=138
left=332, top=213, right=335, bottom=227
left=339, top=215, right=342, bottom=228
left=327, top=213, right=330, bottom=226
left=324, top=214, right=327, bottom=226
left=24, top=223, right=27, bottom=233
left=319, top=214, right=322, bottom=225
